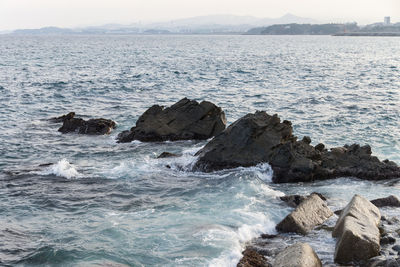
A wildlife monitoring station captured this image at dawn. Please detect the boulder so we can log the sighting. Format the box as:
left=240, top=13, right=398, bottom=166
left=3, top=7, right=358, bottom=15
left=332, top=194, right=381, bottom=264
left=157, top=152, right=180, bottom=159
left=273, top=243, right=322, bottom=267
left=371, top=195, right=400, bottom=208
left=193, top=111, right=400, bottom=183
left=117, top=98, right=226, bottom=142
left=237, top=248, right=271, bottom=267
left=58, top=118, right=116, bottom=135
left=280, top=192, right=327, bottom=207
left=50, top=112, right=75, bottom=123
left=276, top=193, right=333, bottom=235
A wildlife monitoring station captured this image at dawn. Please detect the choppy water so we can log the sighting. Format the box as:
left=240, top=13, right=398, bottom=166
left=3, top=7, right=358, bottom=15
left=0, top=35, right=399, bottom=266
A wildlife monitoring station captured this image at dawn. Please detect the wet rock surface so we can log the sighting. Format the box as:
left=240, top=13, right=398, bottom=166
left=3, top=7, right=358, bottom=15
left=372, top=196, right=400, bottom=208
left=49, top=112, right=75, bottom=123
left=193, top=111, right=400, bottom=183
left=273, top=242, right=322, bottom=267
left=333, top=195, right=381, bottom=264
left=237, top=248, right=271, bottom=267
left=58, top=117, right=116, bottom=135
left=117, top=98, right=226, bottom=143
left=276, top=193, right=333, bottom=235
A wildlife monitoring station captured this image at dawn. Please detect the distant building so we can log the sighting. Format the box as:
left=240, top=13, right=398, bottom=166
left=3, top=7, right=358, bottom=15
left=384, top=16, right=391, bottom=25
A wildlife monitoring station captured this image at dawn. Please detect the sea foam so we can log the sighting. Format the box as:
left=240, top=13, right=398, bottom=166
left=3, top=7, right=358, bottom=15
left=40, top=159, right=81, bottom=179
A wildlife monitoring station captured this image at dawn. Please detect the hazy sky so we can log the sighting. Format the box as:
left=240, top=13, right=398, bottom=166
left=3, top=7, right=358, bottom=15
left=1, top=0, right=399, bottom=30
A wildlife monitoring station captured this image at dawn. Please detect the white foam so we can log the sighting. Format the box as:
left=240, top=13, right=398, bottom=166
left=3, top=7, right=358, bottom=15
left=40, top=159, right=81, bottom=179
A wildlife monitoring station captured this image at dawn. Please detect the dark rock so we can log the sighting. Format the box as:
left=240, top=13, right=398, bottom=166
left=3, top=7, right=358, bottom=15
left=371, top=196, right=400, bottom=208
left=260, top=234, right=277, bottom=239
left=334, top=209, right=342, bottom=216
left=381, top=236, right=396, bottom=245
left=392, top=245, right=400, bottom=252
left=302, top=136, right=312, bottom=144
left=117, top=98, right=226, bottom=143
left=50, top=112, right=75, bottom=123
left=276, top=193, right=333, bottom=235
left=193, top=111, right=400, bottom=183
left=237, top=248, right=271, bottom=267
left=58, top=118, right=116, bottom=135
left=157, top=152, right=180, bottom=159
left=315, top=143, right=325, bottom=151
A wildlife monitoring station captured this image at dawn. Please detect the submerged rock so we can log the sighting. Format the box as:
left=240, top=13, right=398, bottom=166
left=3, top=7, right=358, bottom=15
left=371, top=195, right=400, bottom=208
left=58, top=118, right=116, bottom=135
left=273, top=243, right=322, bottom=267
left=193, top=111, right=400, bottom=183
left=237, top=248, right=271, bottom=267
left=156, top=152, right=180, bottom=158
left=280, top=192, right=327, bottom=207
left=333, top=194, right=381, bottom=264
left=276, top=193, right=333, bottom=235
left=117, top=98, right=226, bottom=143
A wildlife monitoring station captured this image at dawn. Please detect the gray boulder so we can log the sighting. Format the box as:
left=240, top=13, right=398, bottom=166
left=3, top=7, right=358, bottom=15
left=273, top=243, right=322, bottom=267
left=333, top=194, right=381, bottom=264
left=276, top=193, right=333, bottom=235
left=371, top=195, right=400, bottom=208
left=117, top=98, right=226, bottom=143
left=193, top=111, right=400, bottom=183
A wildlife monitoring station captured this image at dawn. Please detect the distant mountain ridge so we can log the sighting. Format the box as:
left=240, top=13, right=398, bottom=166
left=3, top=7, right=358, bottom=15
left=8, top=13, right=320, bottom=35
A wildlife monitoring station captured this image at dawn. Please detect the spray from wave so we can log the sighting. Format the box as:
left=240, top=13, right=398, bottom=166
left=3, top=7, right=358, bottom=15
left=39, top=159, right=81, bottom=179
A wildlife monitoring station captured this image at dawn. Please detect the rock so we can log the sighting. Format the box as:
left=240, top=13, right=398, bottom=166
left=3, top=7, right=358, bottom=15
left=333, top=194, right=381, bottom=264
left=392, top=245, right=400, bottom=252
left=50, top=112, right=76, bottom=123
left=193, top=111, right=400, bottom=183
left=280, top=192, right=326, bottom=208
left=381, top=235, right=396, bottom=245
left=334, top=209, right=342, bottom=216
left=58, top=118, right=116, bottom=135
left=371, top=196, right=400, bottom=208
left=237, top=248, right=271, bottom=267
left=367, top=256, right=400, bottom=267
left=260, top=234, right=277, bottom=239
left=276, top=193, right=333, bottom=235
left=157, top=152, right=180, bottom=159
left=117, top=98, right=226, bottom=143
left=273, top=243, right=322, bottom=267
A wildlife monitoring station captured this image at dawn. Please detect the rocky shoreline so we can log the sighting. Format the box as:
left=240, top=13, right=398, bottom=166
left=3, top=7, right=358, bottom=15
left=49, top=98, right=400, bottom=266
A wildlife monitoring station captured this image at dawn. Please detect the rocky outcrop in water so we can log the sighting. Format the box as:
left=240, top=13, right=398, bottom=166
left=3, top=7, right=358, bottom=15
left=237, top=248, right=271, bottom=267
left=276, top=193, right=333, bottom=235
left=332, top=194, right=381, bottom=264
left=55, top=113, right=116, bottom=135
left=273, top=243, right=322, bottom=267
left=371, top=195, right=400, bottom=208
left=117, top=98, right=226, bottom=143
left=280, top=192, right=327, bottom=208
left=193, top=111, right=400, bottom=183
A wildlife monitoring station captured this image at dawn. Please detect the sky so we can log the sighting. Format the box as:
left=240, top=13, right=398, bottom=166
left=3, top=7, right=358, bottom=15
left=0, top=0, right=399, bottom=31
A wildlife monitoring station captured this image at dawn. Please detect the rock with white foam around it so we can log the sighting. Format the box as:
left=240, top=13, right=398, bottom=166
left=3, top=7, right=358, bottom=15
left=276, top=193, right=333, bottom=235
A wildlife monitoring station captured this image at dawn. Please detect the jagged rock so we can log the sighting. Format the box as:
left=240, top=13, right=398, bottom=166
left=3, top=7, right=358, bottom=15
left=193, top=111, right=400, bottom=183
left=58, top=118, right=116, bottom=135
left=333, top=194, right=381, bottom=264
left=371, top=196, right=400, bottom=208
left=237, top=248, right=271, bottom=267
left=117, top=98, right=226, bottom=143
left=50, top=112, right=75, bottom=123
left=276, top=193, right=333, bottom=235
left=273, top=243, right=322, bottom=267
left=381, top=235, right=396, bottom=245
left=157, top=152, right=180, bottom=158
left=280, top=192, right=327, bottom=207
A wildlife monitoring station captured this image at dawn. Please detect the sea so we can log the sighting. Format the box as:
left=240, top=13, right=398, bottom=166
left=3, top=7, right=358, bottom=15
left=0, top=35, right=399, bottom=266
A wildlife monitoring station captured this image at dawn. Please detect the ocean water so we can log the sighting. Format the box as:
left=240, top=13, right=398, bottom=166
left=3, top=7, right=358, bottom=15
left=0, top=35, right=399, bottom=266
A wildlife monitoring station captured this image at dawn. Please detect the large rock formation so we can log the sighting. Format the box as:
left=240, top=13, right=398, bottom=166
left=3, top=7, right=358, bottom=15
left=193, top=111, right=400, bottom=183
left=276, top=193, right=333, bottom=235
left=117, top=98, right=226, bottom=143
left=58, top=115, right=116, bottom=135
left=273, top=243, right=322, bottom=267
left=332, top=194, right=381, bottom=264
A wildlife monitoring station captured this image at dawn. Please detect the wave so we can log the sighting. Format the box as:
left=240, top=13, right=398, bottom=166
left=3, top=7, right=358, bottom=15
left=39, top=159, right=82, bottom=179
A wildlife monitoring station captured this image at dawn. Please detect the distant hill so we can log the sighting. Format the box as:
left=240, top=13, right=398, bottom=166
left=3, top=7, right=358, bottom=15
left=9, top=14, right=320, bottom=35
left=246, top=23, right=359, bottom=35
